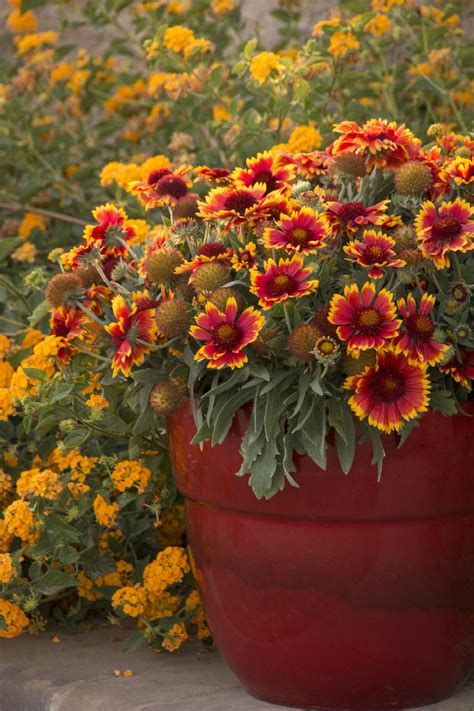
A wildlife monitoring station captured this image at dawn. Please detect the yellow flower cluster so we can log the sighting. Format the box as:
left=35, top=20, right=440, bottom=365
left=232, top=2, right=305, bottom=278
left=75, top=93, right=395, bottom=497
left=328, top=31, right=360, bottom=58
left=143, top=547, right=190, bottom=597
left=0, top=554, right=16, bottom=584
left=6, top=8, right=38, bottom=34
left=249, top=52, right=282, bottom=84
left=111, top=585, right=147, bottom=617
left=364, top=13, right=392, bottom=36
left=93, top=494, right=119, bottom=528
left=0, top=335, right=11, bottom=359
left=86, top=393, right=109, bottom=410
left=11, top=242, right=37, bottom=263
left=211, top=0, right=236, bottom=15
left=78, top=560, right=133, bottom=601
left=0, top=362, right=14, bottom=389
left=16, top=468, right=63, bottom=500
left=14, top=31, right=58, bottom=55
left=0, top=471, right=13, bottom=504
left=3, top=500, right=37, bottom=545
left=185, top=590, right=211, bottom=640
left=111, top=460, right=151, bottom=494
left=0, top=598, right=29, bottom=639
left=104, top=79, right=146, bottom=114
left=156, top=504, right=186, bottom=547
left=163, top=26, right=213, bottom=58
left=0, top=521, right=12, bottom=554
left=99, top=155, right=170, bottom=190
left=18, top=211, right=48, bottom=239
left=162, top=622, right=188, bottom=651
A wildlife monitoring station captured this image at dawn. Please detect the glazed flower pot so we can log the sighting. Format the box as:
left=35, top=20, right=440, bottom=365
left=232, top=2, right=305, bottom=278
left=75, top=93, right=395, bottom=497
left=168, top=400, right=474, bottom=710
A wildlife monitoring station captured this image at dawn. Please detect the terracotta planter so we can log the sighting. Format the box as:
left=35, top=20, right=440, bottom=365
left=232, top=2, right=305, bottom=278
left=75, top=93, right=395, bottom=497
left=168, top=401, right=474, bottom=710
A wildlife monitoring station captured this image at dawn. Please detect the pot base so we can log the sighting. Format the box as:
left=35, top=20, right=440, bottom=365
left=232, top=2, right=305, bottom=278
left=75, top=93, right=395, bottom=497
left=187, top=501, right=474, bottom=711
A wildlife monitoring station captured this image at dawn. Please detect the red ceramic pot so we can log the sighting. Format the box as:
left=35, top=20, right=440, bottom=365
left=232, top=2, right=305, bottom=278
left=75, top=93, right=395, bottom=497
left=168, top=401, right=474, bottom=710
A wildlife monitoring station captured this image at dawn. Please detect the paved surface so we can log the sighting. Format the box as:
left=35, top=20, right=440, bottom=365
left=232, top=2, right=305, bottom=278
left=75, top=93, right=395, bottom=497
left=1, top=626, right=474, bottom=710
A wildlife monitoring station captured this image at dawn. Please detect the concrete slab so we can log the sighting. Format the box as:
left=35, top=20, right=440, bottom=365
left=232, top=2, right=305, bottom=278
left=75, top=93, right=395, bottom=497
left=0, top=626, right=474, bottom=711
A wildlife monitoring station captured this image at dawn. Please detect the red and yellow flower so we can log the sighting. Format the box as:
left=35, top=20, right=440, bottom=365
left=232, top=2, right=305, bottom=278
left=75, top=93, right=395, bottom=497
left=343, top=229, right=406, bottom=278
left=393, top=293, right=448, bottom=366
left=83, top=204, right=137, bottom=257
left=232, top=151, right=294, bottom=194
left=105, top=292, right=157, bottom=377
left=250, top=256, right=319, bottom=310
left=197, top=184, right=266, bottom=225
left=190, top=297, right=264, bottom=369
left=175, top=242, right=233, bottom=274
left=440, top=347, right=474, bottom=389
left=325, top=199, right=390, bottom=237
left=263, top=207, right=328, bottom=254
left=231, top=243, right=257, bottom=271
left=328, top=282, right=400, bottom=353
left=331, top=119, right=421, bottom=169
left=415, top=198, right=474, bottom=268
left=50, top=306, right=86, bottom=361
left=344, top=350, right=430, bottom=433
left=438, top=156, right=473, bottom=188
left=130, top=166, right=192, bottom=208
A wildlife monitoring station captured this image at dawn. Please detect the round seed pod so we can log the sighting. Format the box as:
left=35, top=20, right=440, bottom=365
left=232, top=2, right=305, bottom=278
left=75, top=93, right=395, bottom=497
left=191, top=262, right=229, bottom=294
left=155, top=299, right=191, bottom=339
left=287, top=324, right=322, bottom=362
left=149, top=380, right=185, bottom=417
left=395, top=161, right=432, bottom=196
left=142, top=247, right=184, bottom=284
left=45, top=273, right=83, bottom=307
left=209, top=287, right=246, bottom=312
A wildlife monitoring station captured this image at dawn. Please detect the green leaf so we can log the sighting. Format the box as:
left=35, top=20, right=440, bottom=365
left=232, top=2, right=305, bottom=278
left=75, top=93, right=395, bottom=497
left=300, top=403, right=327, bottom=470
left=430, top=390, right=458, bottom=416
left=0, top=615, right=6, bottom=632
left=247, top=435, right=280, bottom=499
left=211, top=389, right=254, bottom=445
left=190, top=419, right=211, bottom=445
left=243, top=38, right=258, bottom=59
left=29, top=299, right=51, bottom=326
left=63, top=428, right=90, bottom=449
left=130, top=369, right=164, bottom=384
left=36, top=570, right=77, bottom=595
left=81, top=550, right=116, bottom=579
left=201, top=369, right=246, bottom=399
left=23, top=368, right=47, bottom=381
left=398, top=418, right=420, bottom=448
left=123, top=630, right=145, bottom=653
left=293, top=77, right=311, bottom=102
left=0, top=237, right=21, bottom=261
left=367, top=427, right=385, bottom=481
left=45, top=516, right=81, bottom=544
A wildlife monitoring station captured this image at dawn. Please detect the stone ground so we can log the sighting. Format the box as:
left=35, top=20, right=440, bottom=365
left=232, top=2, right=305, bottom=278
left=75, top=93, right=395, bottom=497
left=1, top=626, right=474, bottom=711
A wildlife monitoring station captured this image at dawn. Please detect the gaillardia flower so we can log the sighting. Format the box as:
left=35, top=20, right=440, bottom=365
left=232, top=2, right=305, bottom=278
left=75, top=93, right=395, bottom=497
left=83, top=204, right=137, bottom=257
left=175, top=242, right=233, bottom=274
left=105, top=293, right=157, bottom=377
left=331, top=119, right=421, bottom=169
left=197, top=184, right=266, bottom=225
left=393, top=293, right=448, bottom=366
left=250, top=256, right=319, bottom=310
left=440, top=347, right=474, bottom=389
left=343, top=229, right=406, bottom=278
left=415, top=198, right=474, bottom=268
left=263, top=207, right=328, bottom=254
left=344, top=350, right=430, bottom=433
left=325, top=199, right=390, bottom=236
left=232, top=151, right=294, bottom=194
left=328, top=282, right=400, bottom=352
left=190, top=297, right=264, bottom=369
